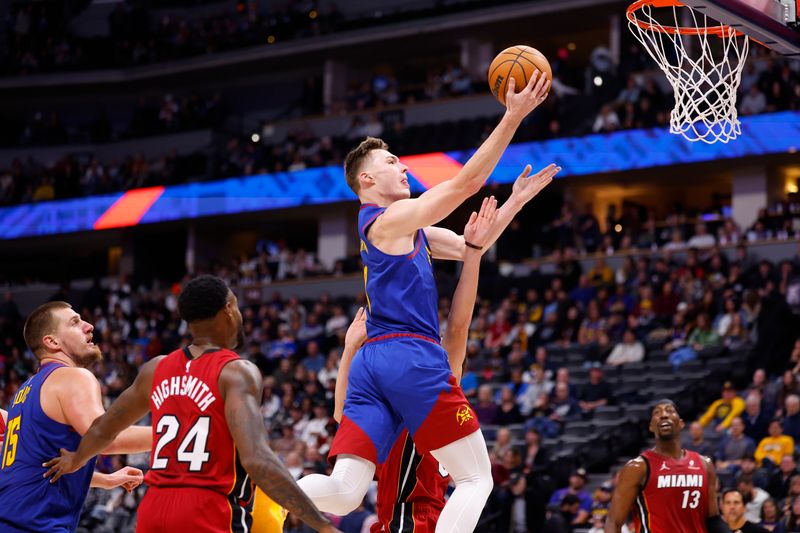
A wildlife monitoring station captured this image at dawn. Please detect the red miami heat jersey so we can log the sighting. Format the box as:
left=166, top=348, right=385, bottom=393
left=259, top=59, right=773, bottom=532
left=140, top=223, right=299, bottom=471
left=0, top=412, right=5, bottom=442
left=371, top=430, right=450, bottom=533
left=633, top=449, right=709, bottom=533
left=145, top=347, right=254, bottom=525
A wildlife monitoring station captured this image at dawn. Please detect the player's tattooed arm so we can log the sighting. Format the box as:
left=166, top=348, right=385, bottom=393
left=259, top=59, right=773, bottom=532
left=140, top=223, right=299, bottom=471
left=605, top=457, right=646, bottom=533
left=221, top=360, right=336, bottom=532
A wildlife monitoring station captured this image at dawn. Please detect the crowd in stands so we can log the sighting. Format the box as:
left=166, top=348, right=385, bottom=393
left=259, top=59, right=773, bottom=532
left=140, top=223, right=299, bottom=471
left=1, top=41, right=797, bottom=208
left=3, top=225, right=800, bottom=530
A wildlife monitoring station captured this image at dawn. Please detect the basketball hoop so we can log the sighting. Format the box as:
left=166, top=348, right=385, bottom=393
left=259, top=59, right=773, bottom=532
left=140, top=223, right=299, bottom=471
left=627, top=0, right=750, bottom=144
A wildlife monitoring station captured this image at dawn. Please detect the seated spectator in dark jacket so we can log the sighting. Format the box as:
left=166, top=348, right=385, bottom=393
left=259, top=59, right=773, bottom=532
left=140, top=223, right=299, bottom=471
left=548, top=468, right=593, bottom=526
left=782, top=394, right=800, bottom=442
left=495, top=386, right=525, bottom=426
left=742, top=391, right=772, bottom=444
left=550, top=381, right=581, bottom=425
left=767, top=455, right=799, bottom=501
left=474, top=384, right=499, bottom=425
left=578, top=363, right=612, bottom=416
left=717, top=417, right=757, bottom=474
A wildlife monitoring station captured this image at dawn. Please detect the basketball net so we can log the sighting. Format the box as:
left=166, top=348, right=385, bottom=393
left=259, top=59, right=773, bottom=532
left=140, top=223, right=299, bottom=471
left=627, top=0, right=749, bottom=144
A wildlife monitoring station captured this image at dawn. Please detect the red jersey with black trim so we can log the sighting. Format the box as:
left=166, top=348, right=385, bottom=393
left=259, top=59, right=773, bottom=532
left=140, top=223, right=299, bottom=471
left=633, top=449, right=709, bottom=533
left=145, top=347, right=254, bottom=529
left=0, top=411, right=5, bottom=442
left=371, top=430, right=450, bottom=533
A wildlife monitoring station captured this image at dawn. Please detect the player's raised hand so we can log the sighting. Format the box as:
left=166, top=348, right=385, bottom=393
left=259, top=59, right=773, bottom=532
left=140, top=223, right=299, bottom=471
left=511, top=163, right=560, bottom=205
left=463, top=196, right=498, bottom=252
left=42, top=448, right=83, bottom=483
left=504, top=70, right=551, bottom=122
left=344, top=307, right=368, bottom=349
left=107, top=466, right=144, bottom=493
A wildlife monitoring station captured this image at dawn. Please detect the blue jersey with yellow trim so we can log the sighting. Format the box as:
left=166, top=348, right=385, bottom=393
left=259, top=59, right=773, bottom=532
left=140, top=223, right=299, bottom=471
left=358, top=203, right=439, bottom=340
left=0, top=363, right=96, bottom=532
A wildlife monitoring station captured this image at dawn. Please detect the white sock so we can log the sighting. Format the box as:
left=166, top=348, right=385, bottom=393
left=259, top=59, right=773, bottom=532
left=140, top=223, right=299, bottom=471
left=296, top=455, right=376, bottom=516
left=430, top=430, right=493, bottom=533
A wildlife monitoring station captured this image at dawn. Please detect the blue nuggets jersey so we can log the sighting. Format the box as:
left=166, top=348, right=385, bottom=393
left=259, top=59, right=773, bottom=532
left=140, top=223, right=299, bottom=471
left=358, top=203, right=439, bottom=340
left=0, top=363, right=97, bottom=532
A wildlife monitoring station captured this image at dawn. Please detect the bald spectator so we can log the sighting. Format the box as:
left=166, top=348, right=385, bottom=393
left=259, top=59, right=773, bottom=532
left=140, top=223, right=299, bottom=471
left=699, top=381, right=746, bottom=432
left=782, top=394, right=800, bottom=442
left=767, top=455, right=799, bottom=501
left=717, top=417, right=756, bottom=475
left=742, top=392, right=771, bottom=443
left=683, top=421, right=716, bottom=457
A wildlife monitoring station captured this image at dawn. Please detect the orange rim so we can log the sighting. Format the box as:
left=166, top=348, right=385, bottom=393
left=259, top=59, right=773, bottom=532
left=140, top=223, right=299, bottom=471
left=627, top=0, right=742, bottom=37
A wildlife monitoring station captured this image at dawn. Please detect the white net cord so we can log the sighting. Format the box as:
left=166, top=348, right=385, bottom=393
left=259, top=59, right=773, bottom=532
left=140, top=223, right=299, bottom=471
left=628, top=3, right=750, bottom=143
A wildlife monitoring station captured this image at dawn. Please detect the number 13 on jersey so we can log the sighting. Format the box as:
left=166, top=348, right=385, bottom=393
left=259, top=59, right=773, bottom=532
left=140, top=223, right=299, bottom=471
left=681, top=490, right=700, bottom=509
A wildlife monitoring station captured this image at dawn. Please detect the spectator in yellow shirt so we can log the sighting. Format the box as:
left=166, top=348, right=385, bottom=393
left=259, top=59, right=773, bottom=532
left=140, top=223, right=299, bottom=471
left=698, top=381, right=746, bottom=432
left=755, top=419, right=795, bottom=467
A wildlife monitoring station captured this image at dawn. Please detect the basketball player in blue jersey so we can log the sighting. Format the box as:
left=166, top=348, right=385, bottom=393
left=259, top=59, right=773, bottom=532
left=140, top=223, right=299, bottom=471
left=299, top=71, right=560, bottom=532
left=0, top=301, right=152, bottom=532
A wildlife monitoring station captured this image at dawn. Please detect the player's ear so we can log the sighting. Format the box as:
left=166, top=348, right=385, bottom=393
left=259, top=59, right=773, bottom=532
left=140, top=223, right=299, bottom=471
left=678, top=418, right=685, bottom=431
left=359, top=171, right=374, bottom=188
left=42, top=334, right=59, bottom=352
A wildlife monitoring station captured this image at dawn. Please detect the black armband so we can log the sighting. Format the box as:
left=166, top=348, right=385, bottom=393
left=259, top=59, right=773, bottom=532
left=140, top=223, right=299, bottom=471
left=706, top=515, right=732, bottom=533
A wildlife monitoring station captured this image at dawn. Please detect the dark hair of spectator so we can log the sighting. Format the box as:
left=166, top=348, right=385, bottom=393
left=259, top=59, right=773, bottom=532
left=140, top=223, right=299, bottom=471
left=722, top=488, right=745, bottom=502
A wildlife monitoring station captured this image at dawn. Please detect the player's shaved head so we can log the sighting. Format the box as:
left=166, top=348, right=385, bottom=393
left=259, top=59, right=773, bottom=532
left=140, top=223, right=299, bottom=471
left=651, top=398, right=678, bottom=416
left=178, top=275, right=230, bottom=323
left=344, top=137, right=388, bottom=195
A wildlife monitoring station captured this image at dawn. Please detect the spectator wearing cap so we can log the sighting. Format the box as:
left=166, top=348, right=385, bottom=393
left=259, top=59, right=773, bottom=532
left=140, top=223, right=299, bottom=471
left=717, top=417, right=757, bottom=475
left=737, top=473, right=771, bottom=524
left=578, top=363, right=612, bottom=416
left=548, top=468, right=593, bottom=525
left=698, top=381, right=746, bottom=432
left=605, top=328, right=645, bottom=367
left=755, top=419, right=795, bottom=468
left=591, top=480, right=614, bottom=520
left=545, top=493, right=582, bottom=533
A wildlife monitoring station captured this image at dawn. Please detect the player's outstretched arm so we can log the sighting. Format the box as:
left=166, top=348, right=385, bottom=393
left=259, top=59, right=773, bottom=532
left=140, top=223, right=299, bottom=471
left=220, top=359, right=338, bottom=533
left=90, top=466, right=144, bottom=492
left=442, top=197, right=497, bottom=380
left=375, top=73, right=551, bottom=240
left=333, top=307, right=367, bottom=423
left=423, top=164, right=559, bottom=260
left=605, top=458, right=646, bottom=533
left=43, top=358, right=161, bottom=482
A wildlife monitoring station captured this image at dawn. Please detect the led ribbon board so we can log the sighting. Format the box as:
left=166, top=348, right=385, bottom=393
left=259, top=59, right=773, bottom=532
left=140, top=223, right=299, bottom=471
left=0, top=111, right=797, bottom=240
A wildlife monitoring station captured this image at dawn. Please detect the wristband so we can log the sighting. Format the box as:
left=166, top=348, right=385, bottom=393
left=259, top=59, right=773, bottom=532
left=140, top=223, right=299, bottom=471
left=465, top=241, right=483, bottom=251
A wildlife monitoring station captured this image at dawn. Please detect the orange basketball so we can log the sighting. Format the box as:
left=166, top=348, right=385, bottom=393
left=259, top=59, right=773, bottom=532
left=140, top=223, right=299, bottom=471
left=487, top=45, right=552, bottom=106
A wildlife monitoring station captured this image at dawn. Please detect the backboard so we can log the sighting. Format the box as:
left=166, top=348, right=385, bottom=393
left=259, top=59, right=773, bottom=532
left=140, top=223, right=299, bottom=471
left=682, top=0, right=800, bottom=55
